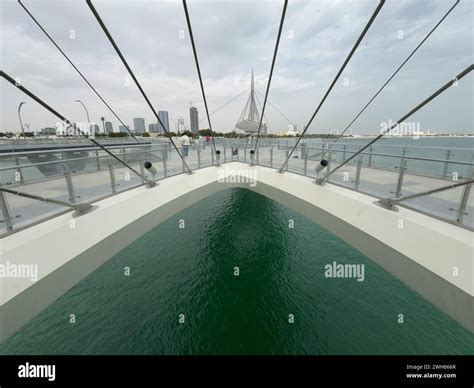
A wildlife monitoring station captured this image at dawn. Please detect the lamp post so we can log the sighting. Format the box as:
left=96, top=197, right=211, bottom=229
left=75, top=99, right=90, bottom=136
left=18, top=102, right=26, bottom=138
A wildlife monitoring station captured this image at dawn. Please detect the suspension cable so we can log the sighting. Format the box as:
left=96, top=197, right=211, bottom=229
left=182, top=0, right=218, bottom=153
left=327, top=0, right=460, bottom=151
left=86, top=0, right=192, bottom=173
left=253, top=0, right=288, bottom=152
left=256, top=88, right=296, bottom=127
left=198, top=88, right=249, bottom=123
left=323, top=65, right=474, bottom=182
left=254, top=91, right=272, bottom=134
left=0, top=70, right=152, bottom=185
left=17, top=0, right=140, bottom=143
left=279, top=0, right=385, bottom=172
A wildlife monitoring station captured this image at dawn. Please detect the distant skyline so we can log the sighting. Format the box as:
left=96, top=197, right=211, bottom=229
left=0, top=0, right=472, bottom=135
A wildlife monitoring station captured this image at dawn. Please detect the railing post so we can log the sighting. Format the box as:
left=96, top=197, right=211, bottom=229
left=244, top=143, right=247, bottom=162
left=108, top=158, right=117, bottom=194
left=455, top=181, right=471, bottom=224
left=321, top=143, right=327, bottom=160
left=368, top=146, right=373, bottom=168
left=223, top=142, right=226, bottom=163
left=256, top=146, right=259, bottom=165
left=285, top=146, right=289, bottom=171
left=197, top=145, right=201, bottom=169
left=15, top=156, right=24, bottom=184
left=342, top=144, right=347, bottom=163
left=354, top=155, right=363, bottom=190
left=64, top=170, right=77, bottom=204
left=456, top=170, right=473, bottom=224
left=303, top=149, right=308, bottom=175
left=327, top=155, right=332, bottom=178
left=96, top=150, right=101, bottom=171
left=395, top=158, right=407, bottom=198
left=162, top=149, right=168, bottom=178
left=122, top=147, right=126, bottom=163
left=442, top=149, right=451, bottom=179
left=0, top=190, right=13, bottom=231
left=270, top=147, right=273, bottom=168
left=211, top=148, right=215, bottom=166
left=139, top=154, right=146, bottom=184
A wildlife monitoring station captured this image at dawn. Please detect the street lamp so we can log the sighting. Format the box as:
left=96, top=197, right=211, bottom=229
left=75, top=100, right=90, bottom=136
left=18, top=102, right=26, bottom=138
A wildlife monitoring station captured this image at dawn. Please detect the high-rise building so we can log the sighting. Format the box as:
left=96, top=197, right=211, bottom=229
left=177, top=118, right=185, bottom=134
left=158, top=111, right=169, bottom=133
left=93, top=124, right=100, bottom=135
left=119, top=125, right=130, bottom=133
left=133, top=118, right=146, bottom=133
left=39, top=127, right=57, bottom=136
left=105, top=121, right=113, bottom=133
left=148, top=123, right=159, bottom=133
left=190, top=107, right=198, bottom=133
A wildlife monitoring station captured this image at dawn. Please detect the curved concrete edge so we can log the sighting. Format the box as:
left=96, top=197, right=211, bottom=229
left=0, top=162, right=472, bottom=344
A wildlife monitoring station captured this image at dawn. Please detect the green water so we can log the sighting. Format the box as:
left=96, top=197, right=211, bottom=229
left=0, top=188, right=473, bottom=355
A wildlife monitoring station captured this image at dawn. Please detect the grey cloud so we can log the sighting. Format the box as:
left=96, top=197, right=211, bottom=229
left=0, top=0, right=472, bottom=134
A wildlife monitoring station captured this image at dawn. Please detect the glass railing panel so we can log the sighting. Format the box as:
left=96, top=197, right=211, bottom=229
left=164, top=148, right=186, bottom=177
left=0, top=177, right=70, bottom=233
left=325, top=150, right=360, bottom=190
left=113, top=161, right=146, bottom=193
left=69, top=167, right=115, bottom=203
left=198, top=144, right=214, bottom=168
left=356, top=154, right=402, bottom=198
left=400, top=185, right=468, bottom=227
left=286, top=146, right=305, bottom=175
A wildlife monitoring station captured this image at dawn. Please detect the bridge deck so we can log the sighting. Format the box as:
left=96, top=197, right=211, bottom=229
left=1, top=162, right=472, bottom=344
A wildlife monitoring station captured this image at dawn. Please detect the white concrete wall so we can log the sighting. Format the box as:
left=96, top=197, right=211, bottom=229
left=1, top=162, right=472, bottom=344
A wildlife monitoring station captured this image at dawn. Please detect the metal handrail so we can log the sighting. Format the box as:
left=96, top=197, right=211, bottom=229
left=299, top=146, right=474, bottom=166
left=0, top=142, right=166, bottom=158
left=1, top=143, right=472, bottom=168
left=378, top=179, right=474, bottom=209
left=0, top=150, right=163, bottom=172
left=0, top=187, right=93, bottom=214
left=1, top=142, right=472, bottom=235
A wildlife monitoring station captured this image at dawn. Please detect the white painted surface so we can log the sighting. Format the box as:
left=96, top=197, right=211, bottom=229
left=0, top=163, right=472, bottom=342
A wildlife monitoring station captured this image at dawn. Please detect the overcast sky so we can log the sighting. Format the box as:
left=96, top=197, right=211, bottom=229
left=0, top=0, right=472, bottom=134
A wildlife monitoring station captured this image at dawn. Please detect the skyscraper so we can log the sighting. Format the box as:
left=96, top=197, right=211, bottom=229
left=177, top=118, right=185, bottom=134
left=119, top=125, right=130, bottom=133
left=190, top=107, right=198, bottom=134
left=158, top=111, right=169, bottom=133
left=133, top=118, right=146, bottom=133
left=148, top=123, right=159, bottom=133
left=105, top=121, right=113, bottom=133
